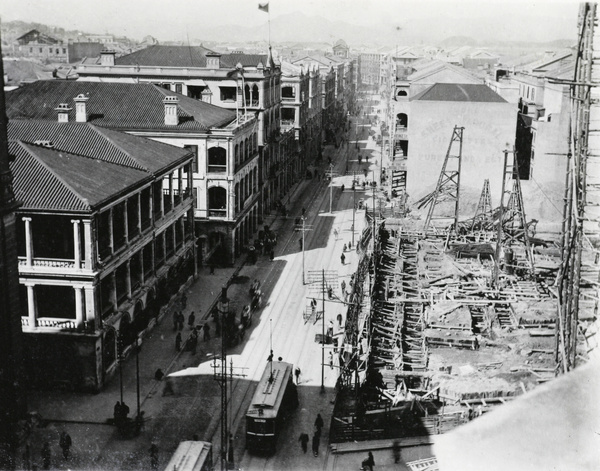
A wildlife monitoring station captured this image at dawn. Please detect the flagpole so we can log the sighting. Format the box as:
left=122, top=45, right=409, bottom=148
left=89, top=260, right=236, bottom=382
left=268, top=8, right=271, bottom=47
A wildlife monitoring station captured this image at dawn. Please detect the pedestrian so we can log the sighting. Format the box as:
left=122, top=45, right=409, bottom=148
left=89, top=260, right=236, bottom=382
left=392, top=440, right=401, bottom=463
left=361, top=451, right=375, bottom=471
left=267, top=350, right=274, bottom=362
left=113, top=401, right=122, bottom=425
left=341, top=252, right=346, bottom=265
left=343, top=243, right=347, bottom=252
left=188, top=311, right=196, bottom=329
left=203, top=323, right=211, bottom=341
left=121, top=401, right=130, bottom=419
left=337, top=313, right=343, bottom=327
left=299, top=432, right=309, bottom=453
left=175, top=332, right=182, bottom=351
left=189, top=329, right=198, bottom=355
left=329, top=351, right=334, bottom=370
left=312, top=432, right=320, bottom=457
left=295, top=366, right=301, bottom=384
left=341, top=184, right=345, bottom=192
left=327, top=320, right=334, bottom=339
left=149, top=443, right=159, bottom=470
left=177, top=311, right=184, bottom=331
left=59, top=431, right=72, bottom=460
left=154, top=368, right=164, bottom=381
left=269, top=249, right=275, bottom=261
left=314, top=413, right=324, bottom=436
left=41, top=442, right=51, bottom=470
left=181, top=292, right=187, bottom=310
left=333, top=228, right=339, bottom=239
left=341, top=280, right=346, bottom=293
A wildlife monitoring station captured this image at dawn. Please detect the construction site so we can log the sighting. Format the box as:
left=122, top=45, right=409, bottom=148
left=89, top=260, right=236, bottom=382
left=330, top=4, right=600, bottom=467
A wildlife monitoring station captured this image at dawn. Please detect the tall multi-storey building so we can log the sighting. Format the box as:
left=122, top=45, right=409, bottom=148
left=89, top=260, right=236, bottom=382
left=6, top=81, right=260, bottom=265
left=76, top=46, right=287, bottom=218
left=6, top=117, right=195, bottom=391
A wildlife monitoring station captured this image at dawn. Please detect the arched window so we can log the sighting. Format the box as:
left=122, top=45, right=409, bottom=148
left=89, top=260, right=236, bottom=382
left=252, top=84, right=259, bottom=106
left=235, top=182, right=240, bottom=213
left=208, top=146, right=227, bottom=173
left=245, top=138, right=249, bottom=160
left=397, top=113, right=408, bottom=128
left=208, top=186, right=227, bottom=217
left=244, top=84, right=251, bottom=107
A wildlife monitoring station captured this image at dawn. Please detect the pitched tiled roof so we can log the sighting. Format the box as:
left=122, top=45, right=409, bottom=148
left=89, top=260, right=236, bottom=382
left=116, top=45, right=215, bottom=67
left=8, top=120, right=192, bottom=173
left=221, top=53, right=268, bottom=68
left=410, top=83, right=507, bottom=103
left=9, top=141, right=149, bottom=212
left=5, top=80, right=236, bottom=132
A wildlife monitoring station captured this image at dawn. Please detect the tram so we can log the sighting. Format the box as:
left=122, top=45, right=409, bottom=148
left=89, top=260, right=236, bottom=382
left=163, top=441, right=212, bottom=471
left=246, top=361, right=298, bottom=454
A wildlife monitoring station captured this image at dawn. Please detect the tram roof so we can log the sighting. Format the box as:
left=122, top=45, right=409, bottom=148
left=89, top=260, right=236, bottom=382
left=247, top=361, right=293, bottom=418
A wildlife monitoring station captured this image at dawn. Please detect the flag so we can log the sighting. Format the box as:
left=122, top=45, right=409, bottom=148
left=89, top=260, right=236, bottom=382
left=258, top=3, right=269, bottom=13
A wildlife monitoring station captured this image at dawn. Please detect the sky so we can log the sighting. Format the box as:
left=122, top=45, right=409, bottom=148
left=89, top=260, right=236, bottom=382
left=0, top=0, right=582, bottom=42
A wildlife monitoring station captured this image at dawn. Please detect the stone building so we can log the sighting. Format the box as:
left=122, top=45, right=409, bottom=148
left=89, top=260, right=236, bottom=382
left=6, top=81, right=260, bottom=265
left=6, top=117, right=196, bottom=391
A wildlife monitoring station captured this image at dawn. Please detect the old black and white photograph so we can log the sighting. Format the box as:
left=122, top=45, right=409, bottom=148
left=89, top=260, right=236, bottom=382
left=0, top=0, right=598, bottom=470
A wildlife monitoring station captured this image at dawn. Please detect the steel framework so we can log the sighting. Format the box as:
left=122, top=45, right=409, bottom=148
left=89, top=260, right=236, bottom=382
left=422, top=126, right=464, bottom=233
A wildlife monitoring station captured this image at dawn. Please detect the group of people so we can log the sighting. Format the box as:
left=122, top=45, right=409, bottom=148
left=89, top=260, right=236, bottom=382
left=298, top=413, right=325, bottom=457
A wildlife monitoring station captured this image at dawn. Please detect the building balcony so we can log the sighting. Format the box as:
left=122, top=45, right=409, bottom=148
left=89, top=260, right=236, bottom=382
left=19, top=257, right=83, bottom=269
left=208, top=209, right=227, bottom=218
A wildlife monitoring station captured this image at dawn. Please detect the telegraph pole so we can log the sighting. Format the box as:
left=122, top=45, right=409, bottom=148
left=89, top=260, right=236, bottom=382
left=295, top=216, right=313, bottom=285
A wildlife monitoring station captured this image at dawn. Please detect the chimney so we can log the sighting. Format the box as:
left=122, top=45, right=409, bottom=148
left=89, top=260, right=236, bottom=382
left=74, top=94, right=89, bottom=122
left=55, top=103, right=72, bottom=123
left=201, top=87, right=212, bottom=104
left=100, top=49, right=116, bottom=66
left=206, top=52, right=221, bottom=69
left=163, top=96, right=179, bottom=126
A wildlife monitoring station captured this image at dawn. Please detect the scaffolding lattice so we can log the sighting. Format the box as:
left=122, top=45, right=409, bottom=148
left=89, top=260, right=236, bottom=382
left=422, top=126, right=464, bottom=233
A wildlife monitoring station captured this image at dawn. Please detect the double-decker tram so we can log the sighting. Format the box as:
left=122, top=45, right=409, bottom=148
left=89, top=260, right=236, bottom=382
left=246, top=361, right=298, bottom=454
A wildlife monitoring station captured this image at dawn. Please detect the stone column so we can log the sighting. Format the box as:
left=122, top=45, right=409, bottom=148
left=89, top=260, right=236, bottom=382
left=83, top=220, right=92, bottom=269
left=123, top=200, right=129, bottom=244
left=26, top=283, right=36, bottom=328
left=71, top=219, right=81, bottom=269
left=23, top=217, right=33, bottom=266
left=169, top=173, right=174, bottom=210
left=126, top=260, right=132, bottom=298
left=84, top=286, right=95, bottom=329
left=74, top=285, right=84, bottom=328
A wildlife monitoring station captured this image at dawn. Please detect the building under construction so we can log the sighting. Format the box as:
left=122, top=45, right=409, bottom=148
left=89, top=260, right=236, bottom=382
left=330, top=4, right=600, bottom=466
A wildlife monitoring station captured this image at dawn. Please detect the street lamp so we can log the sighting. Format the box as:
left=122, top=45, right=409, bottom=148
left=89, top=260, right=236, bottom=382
left=217, top=287, right=229, bottom=471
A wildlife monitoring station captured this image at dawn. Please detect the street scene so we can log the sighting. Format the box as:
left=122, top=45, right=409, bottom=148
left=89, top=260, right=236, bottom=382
left=0, top=2, right=599, bottom=471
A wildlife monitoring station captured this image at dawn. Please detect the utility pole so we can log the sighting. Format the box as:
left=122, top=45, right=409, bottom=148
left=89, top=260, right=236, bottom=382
left=352, top=171, right=356, bottom=246
left=295, top=216, right=313, bottom=285
left=307, top=270, right=337, bottom=393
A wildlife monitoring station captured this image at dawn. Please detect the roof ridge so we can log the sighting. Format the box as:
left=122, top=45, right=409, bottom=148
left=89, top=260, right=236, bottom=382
left=18, top=141, right=92, bottom=210
left=90, top=124, right=150, bottom=172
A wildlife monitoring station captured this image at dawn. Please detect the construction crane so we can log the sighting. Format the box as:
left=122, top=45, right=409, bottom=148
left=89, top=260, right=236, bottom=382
left=493, top=148, right=535, bottom=286
left=419, top=126, right=464, bottom=233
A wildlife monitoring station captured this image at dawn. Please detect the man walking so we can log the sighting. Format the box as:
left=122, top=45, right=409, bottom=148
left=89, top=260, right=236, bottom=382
left=314, top=413, right=324, bottom=436
left=59, top=431, right=72, bottom=460
left=299, top=432, right=309, bottom=453
left=341, top=252, right=346, bottom=265
left=312, top=432, right=320, bottom=457
left=295, top=366, right=301, bottom=384
left=188, top=311, right=196, bottom=330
